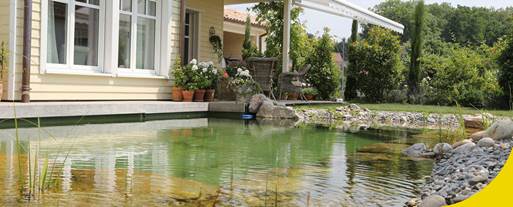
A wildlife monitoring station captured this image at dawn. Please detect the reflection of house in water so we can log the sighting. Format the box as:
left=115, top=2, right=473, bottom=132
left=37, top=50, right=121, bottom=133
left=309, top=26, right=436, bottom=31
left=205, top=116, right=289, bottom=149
left=0, top=119, right=208, bottom=197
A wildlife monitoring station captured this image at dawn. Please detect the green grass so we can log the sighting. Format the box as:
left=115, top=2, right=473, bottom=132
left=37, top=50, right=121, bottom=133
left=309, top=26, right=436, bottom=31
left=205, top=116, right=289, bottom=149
left=295, top=103, right=513, bottom=117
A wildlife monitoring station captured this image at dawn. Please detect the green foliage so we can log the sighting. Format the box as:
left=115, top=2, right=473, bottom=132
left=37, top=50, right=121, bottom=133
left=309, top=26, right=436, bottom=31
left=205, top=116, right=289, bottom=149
left=209, top=35, right=223, bottom=62
left=497, top=36, right=513, bottom=109
left=306, top=29, right=340, bottom=99
left=241, top=15, right=260, bottom=60
left=302, top=87, right=319, bottom=96
left=408, top=0, right=426, bottom=102
left=180, top=60, right=218, bottom=90
left=350, top=20, right=358, bottom=43
left=0, top=42, right=8, bottom=80
left=373, top=0, right=513, bottom=47
left=348, top=27, right=403, bottom=102
left=421, top=45, right=501, bottom=107
left=252, top=1, right=314, bottom=71
left=172, top=57, right=186, bottom=88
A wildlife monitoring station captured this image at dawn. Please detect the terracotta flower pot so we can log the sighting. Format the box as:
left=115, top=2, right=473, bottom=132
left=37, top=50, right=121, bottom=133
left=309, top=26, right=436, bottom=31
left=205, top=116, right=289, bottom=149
left=194, top=89, right=206, bottom=102
left=305, top=94, right=316, bottom=101
left=171, top=86, right=183, bottom=102
left=182, top=90, right=195, bottom=102
left=288, top=92, right=299, bottom=100
left=204, top=89, right=216, bottom=102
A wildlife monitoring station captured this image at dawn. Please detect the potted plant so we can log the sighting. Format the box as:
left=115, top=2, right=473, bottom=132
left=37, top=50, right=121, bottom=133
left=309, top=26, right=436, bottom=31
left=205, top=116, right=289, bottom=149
left=190, top=60, right=212, bottom=102
left=171, top=57, right=185, bottom=101
left=228, top=67, right=260, bottom=103
left=182, top=82, right=197, bottom=102
left=0, top=42, right=7, bottom=101
left=288, top=92, right=299, bottom=100
left=302, top=87, right=319, bottom=100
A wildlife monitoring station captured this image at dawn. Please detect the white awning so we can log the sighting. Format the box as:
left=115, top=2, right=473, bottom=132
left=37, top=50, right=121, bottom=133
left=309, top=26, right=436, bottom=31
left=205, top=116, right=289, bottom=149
left=295, top=0, right=404, bottom=33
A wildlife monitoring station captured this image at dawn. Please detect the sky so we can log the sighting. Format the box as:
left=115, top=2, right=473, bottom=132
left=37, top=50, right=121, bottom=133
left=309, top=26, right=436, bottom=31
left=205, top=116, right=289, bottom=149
left=227, top=0, right=513, bottom=40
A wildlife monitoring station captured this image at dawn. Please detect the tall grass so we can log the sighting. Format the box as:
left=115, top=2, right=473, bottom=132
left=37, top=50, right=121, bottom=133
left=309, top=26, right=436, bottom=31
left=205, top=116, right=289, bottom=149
left=7, top=103, right=84, bottom=201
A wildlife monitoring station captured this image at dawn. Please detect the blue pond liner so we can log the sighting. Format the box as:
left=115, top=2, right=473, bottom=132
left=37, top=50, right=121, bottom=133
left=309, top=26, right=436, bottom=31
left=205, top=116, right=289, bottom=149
left=241, top=113, right=256, bottom=120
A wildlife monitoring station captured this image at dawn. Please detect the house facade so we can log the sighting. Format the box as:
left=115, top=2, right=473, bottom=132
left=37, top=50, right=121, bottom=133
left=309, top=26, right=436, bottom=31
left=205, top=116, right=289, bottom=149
left=223, top=8, right=266, bottom=60
left=0, top=0, right=403, bottom=102
left=0, top=0, right=229, bottom=101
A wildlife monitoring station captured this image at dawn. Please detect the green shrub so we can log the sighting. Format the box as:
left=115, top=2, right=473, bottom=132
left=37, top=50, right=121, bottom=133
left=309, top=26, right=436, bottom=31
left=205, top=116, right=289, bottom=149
left=306, top=29, right=340, bottom=99
left=171, top=57, right=186, bottom=88
left=498, top=36, right=513, bottom=109
left=348, top=27, right=403, bottom=102
left=421, top=45, right=501, bottom=107
left=301, top=87, right=319, bottom=96
left=0, top=42, right=8, bottom=81
left=241, top=15, right=260, bottom=60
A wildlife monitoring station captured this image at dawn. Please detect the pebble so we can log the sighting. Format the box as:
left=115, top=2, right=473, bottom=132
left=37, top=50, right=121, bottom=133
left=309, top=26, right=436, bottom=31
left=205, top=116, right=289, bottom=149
left=477, top=137, right=495, bottom=148
left=419, top=139, right=512, bottom=205
left=420, top=195, right=447, bottom=207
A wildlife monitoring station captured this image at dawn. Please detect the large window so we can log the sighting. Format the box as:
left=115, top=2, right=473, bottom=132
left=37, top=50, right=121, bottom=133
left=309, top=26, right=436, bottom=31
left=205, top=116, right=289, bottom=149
left=118, top=0, right=158, bottom=71
left=47, top=0, right=102, bottom=68
left=183, top=10, right=198, bottom=64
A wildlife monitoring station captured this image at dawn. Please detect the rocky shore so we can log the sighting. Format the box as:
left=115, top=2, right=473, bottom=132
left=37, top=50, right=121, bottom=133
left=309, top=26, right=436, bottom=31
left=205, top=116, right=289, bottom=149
left=295, top=104, right=461, bottom=130
left=404, top=120, right=513, bottom=207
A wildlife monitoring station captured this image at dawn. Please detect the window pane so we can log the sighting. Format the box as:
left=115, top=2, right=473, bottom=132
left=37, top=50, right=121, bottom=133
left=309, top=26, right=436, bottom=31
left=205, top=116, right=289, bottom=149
left=118, top=14, right=131, bottom=68
left=76, top=0, right=87, bottom=3
left=74, top=6, right=100, bottom=66
left=89, top=0, right=100, bottom=5
left=47, top=1, right=67, bottom=64
left=137, top=0, right=146, bottom=14
left=120, top=0, right=131, bottom=12
left=136, top=17, right=155, bottom=70
left=148, top=1, right=156, bottom=16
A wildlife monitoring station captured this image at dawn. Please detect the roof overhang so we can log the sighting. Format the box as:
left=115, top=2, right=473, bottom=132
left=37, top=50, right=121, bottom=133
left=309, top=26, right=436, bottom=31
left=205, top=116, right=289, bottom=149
left=224, top=0, right=404, bottom=34
left=295, top=0, right=404, bottom=33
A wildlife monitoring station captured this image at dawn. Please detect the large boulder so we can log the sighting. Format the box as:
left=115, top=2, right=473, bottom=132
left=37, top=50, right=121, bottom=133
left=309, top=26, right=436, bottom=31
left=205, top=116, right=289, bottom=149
left=463, top=115, right=485, bottom=129
left=486, top=119, right=513, bottom=140
left=248, top=94, right=270, bottom=113
left=420, top=195, right=447, bottom=207
left=452, top=139, right=472, bottom=149
left=477, top=137, right=495, bottom=148
left=403, top=143, right=428, bottom=157
left=469, top=131, right=489, bottom=141
left=453, top=142, right=476, bottom=154
left=256, top=100, right=298, bottom=120
left=433, top=143, right=453, bottom=156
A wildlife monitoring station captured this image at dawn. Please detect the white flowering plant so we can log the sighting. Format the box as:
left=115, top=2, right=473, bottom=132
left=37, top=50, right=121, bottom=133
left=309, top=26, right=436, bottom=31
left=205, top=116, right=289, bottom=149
left=228, top=66, right=254, bottom=87
left=227, top=66, right=260, bottom=102
left=182, top=59, right=220, bottom=90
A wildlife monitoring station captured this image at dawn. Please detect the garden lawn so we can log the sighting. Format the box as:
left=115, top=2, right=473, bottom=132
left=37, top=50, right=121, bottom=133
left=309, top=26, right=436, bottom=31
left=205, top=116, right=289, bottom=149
left=294, top=103, right=513, bottom=118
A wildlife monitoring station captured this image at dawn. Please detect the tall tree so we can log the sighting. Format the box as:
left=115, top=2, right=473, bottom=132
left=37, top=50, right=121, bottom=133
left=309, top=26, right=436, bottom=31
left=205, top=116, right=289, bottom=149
left=350, top=20, right=358, bottom=43
left=241, top=15, right=259, bottom=60
left=252, top=1, right=313, bottom=71
left=408, top=0, right=425, bottom=103
left=345, top=20, right=359, bottom=100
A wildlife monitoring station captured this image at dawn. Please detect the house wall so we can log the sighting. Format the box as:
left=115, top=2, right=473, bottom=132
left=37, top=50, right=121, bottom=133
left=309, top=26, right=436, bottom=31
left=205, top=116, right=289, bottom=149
left=0, top=1, right=11, bottom=100
left=223, top=31, right=257, bottom=60
left=186, top=0, right=224, bottom=64
left=6, top=0, right=183, bottom=101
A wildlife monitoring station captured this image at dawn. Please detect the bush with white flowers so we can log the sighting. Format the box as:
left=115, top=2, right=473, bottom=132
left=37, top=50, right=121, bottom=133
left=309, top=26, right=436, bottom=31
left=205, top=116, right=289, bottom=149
left=227, top=66, right=260, bottom=102
left=182, top=59, right=220, bottom=90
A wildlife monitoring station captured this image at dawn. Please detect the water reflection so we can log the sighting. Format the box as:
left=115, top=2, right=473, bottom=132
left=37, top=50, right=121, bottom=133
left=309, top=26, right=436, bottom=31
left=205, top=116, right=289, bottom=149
left=0, top=118, right=433, bottom=206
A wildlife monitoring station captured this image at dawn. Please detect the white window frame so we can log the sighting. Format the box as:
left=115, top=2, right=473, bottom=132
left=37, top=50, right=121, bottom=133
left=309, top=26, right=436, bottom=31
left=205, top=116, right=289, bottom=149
left=183, top=8, right=200, bottom=64
left=117, top=0, right=161, bottom=76
left=41, top=0, right=172, bottom=79
left=41, top=0, right=105, bottom=74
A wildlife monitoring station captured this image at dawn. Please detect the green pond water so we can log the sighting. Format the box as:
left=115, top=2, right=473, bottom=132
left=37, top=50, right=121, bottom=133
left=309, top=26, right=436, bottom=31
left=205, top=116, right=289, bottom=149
left=0, top=118, right=434, bottom=206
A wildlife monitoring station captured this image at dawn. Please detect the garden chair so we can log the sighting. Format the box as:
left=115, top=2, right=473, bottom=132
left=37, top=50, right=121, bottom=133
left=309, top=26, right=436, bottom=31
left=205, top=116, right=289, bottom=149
left=278, top=64, right=311, bottom=101
left=246, top=57, right=278, bottom=100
